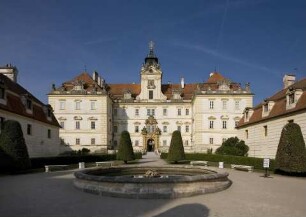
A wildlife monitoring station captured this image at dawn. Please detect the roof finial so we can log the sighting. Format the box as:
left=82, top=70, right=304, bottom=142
left=84, top=64, right=87, bottom=72
left=149, top=41, right=154, bottom=52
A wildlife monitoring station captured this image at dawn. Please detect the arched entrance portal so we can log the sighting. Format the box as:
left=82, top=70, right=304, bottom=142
left=147, top=139, right=155, bottom=152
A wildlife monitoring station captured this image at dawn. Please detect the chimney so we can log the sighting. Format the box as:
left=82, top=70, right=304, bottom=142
left=92, top=71, right=99, bottom=82
left=283, top=74, right=296, bottom=89
left=181, top=77, right=185, bottom=89
left=97, top=76, right=101, bottom=86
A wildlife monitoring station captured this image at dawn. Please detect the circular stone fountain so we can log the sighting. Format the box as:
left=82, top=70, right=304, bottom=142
left=74, top=165, right=231, bottom=199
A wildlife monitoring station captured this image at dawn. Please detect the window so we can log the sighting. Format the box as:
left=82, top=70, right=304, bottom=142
left=235, top=121, right=239, bottom=127
left=26, top=99, right=32, bottom=110
left=185, top=125, right=189, bottom=133
left=147, top=109, right=155, bottom=116
left=149, top=90, right=153, bottom=99
left=186, top=108, right=189, bottom=115
left=0, top=87, right=5, bottom=99
left=135, top=126, right=139, bottom=133
left=209, top=100, right=214, bottom=109
left=184, top=140, right=189, bottom=146
left=75, top=101, right=81, bottom=110
left=91, top=138, right=95, bottom=145
left=163, top=126, right=167, bottom=133
left=47, top=108, right=52, bottom=118
left=264, top=104, right=268, bottom=112
left=163, top=108, right=167, bottom=116
left=245, top=130, right=249, bottom=139
left=289, top=93, right=295, bottom=104
left=76, top=138, right=80, bottom=145
left=209, top=121, right=214, bottom=129
left=90, top=101, right=96, bottom=110
left=91, top=121, right=95, bottom=130
left=163, top=140, right=167, bottom=146
left=177, top=126, right=181, bottom=132
left=209, top=138, right=214, bottom=144
left=76, top=121, right=80, bottom=129
left=0, top=117, right=4, bottom=133
left=222, top=100, right=227, bottom=110
left=47, top=129, right=51, bottom=138
left=113, top=126, right=118, bottom=133
left=222, top=138, right=227, bottom=143
left=178, top=108, right=181, bottom=116
left=135, top=140, right=139, bottom=146
left=264, top=125, right=268, bottom=137
left=113, top=140, right=118, bottom=148
left=235, top=100, right=240, bottom=110
left=60, top=121, right=65, bottom=129
left=27, top=124, right=32, bottom=135
left=222, top=121, right=227, bottom=129
left=135, top=108, right=139, bottom=116
left=59, top=101, right=65, bottom=110
left=114, top=108, right=117, bottom=116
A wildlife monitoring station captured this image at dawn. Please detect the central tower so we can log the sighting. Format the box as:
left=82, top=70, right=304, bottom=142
left=137, top=41, right=167, bottom=102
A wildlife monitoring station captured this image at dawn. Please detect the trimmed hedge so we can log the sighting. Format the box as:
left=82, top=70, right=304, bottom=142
left=167, top=130, right=185, bottom=163
left=161, top=153, right=275, bottom=170
left=117, top=131, right=135, bottom=163
left=31, top=152, right=142, bottom=169
left=31, top=154, right=116, bottom=169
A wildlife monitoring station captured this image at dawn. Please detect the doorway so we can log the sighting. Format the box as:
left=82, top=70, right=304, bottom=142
left=147, top=139, right=155, bottom=152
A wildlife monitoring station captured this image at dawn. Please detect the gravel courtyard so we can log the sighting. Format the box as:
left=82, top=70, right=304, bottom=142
left=0, top=153, right=305, bottom=217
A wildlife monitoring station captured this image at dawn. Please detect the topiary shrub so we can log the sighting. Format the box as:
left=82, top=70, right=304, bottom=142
left=117, top=131, right=135, bottom=164
left=0, top=120, right=31, bottom=171
left=275, top=122, right=306, bottom=176
left=215, top=137, right=249, bottom=156
left=167, top=130, right=185, bottom=163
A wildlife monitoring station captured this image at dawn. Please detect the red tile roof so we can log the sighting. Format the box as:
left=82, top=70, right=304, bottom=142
left=206, top=72, right=226, bottom=83
left=56, top=72, right=246, bottom=100
left=237, top=78, right=306, bottom=128
left=0, top=74, right=60, bottom=127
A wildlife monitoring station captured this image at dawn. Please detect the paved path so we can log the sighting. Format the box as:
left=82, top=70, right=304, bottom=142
left=0, top=154, right=306, bottom=217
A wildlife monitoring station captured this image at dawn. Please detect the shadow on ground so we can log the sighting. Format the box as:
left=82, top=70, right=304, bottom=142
left=152, top=203, right=209, bottom=217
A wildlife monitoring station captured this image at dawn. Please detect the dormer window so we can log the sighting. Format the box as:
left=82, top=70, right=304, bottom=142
left=0, top=86, right=5, bottom=99
left=244, top=108, right=253, bottom=122
left=26, top=99, right=32, bottom=110
left=288, top=93, right=295, bottom=104
left=0, top=84, right=6, bottom=105
left=123, top=90, right=132, bottom=100
left=262, top=100, right=274, bottom=117
left=286, top=88, right=302, bottom=110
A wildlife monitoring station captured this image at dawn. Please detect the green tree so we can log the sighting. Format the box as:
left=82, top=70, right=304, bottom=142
left=167, top=130, right=185, bottom=163
left=117, top=131, right=135, bottom=164
left=0, top=120, right=31, bottom=171
left=215, top=137, right=249, bottom=156
left=275, top=122, right=306, bottom=175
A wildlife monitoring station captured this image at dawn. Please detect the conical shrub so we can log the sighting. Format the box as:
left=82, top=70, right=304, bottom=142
left=117, top=131, right=135, bottom=164
left=0, top=120, right=31, bottom=171
left=275, top=122, right=306, bottom=175
left=167, top=130, right=185, bottom=163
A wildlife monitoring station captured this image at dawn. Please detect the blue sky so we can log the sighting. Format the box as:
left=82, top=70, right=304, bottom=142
left=0, top=0, right=305, bottom=105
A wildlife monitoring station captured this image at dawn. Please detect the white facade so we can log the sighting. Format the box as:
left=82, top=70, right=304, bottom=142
left=0, top=66, right=60, bottom=157
left=49, top=43, right=253, bottom=154
left=48, top=73, right=113, bottom=153
left=237, top=76, right=306, bottom=159
left=193, top=95, right=253, bottom=152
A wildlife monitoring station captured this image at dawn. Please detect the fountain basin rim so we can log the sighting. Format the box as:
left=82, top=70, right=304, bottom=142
left=74, top=165, right=229, bottom=184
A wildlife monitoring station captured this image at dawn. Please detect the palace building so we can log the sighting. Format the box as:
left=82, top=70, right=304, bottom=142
left=237, top=75, right=306, bottom=159
left=48, top=42, right=253, bottom=153
left=0, top=64, right=61, bottom=157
